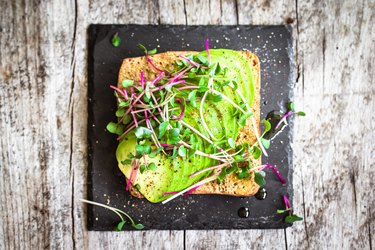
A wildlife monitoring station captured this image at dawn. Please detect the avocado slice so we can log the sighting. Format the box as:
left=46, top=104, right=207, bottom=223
left=116, top=49, right=255, bottom=202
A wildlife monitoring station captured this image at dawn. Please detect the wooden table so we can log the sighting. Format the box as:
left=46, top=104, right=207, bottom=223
left=1, top=0, right=374, bottom=249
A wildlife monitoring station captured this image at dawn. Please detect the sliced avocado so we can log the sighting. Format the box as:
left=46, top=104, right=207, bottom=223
left=116, top=49, right=255, bottom=202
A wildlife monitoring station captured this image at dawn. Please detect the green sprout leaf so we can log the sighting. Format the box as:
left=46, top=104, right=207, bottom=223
left=252, top=145, right=262, bottom=159
left=148, top=48, right=157, bottom=55
left=215, top=62, right=222, bottom=75
left=111, top=33, right=121, bottom=47
left=221, top=81, right=231, bottom=87
left=135, top=126, right=152, bottom=139
left=285, top=214, right=303, bottom=223
left=199, top=77, right=205, bottom=86
left=261, top=138, right=270, bottom=149
left=144, top=144, right=151, bottom=154
left=238, top=167, right=250, bottom=179
left=254, top=171, right=266, bottom=186
left=136, top=145, right=145, bottom=155
left=187, top=148, right=196, bottom=159
left=170, top=96, right=175, bottom=107
left=106, top=122, right=125, bottom=135
left=261, top=119, right=271, bottom=133
left=135, top=184, right=141, bottom=190
left=212, top=94, right=222, bottom=102
left=234, top=155, right=244, bottom=162
left=148, top=162, right=156, bottom=171
left=238, top=112, right=253, bottom=127
left=217, top=168, right=227, bottom=183
left=116, top=220, right=126, bottom=231
left=171, top=146, right=178, bottom=159
left=137, top=44, right=147, bottom=53
left=181, top=128, right=191, bottom=139
left=188, top=90, right=198, bottom=107
left=140, top=165, right=146, bottom=173
left=178, top=145, right=186, bottom=157
left=288, top=101, right=295, bottom=111
left=116, top=108, right=125, bottom=118
left=197, top=86, right=209, bottom=92
left=208, top=63, right=217, bottom=76
left=229, top=80, right=238, bottom=90
left=226, top=165, right=238, bottom=175
left=167, top=128, right=180, bottom=145
left=121, top=159, right=132, bottom=165
left=196, top=55, right=209, bottom=66
left=277, top=208, right=291, bottom=214
left=188, top=72, right=196, bottom=78
left=297, top=111, right=306, bottom=116
left=228, top=138, right=236, bottom=149
left=158, top=121, right=169, bottom=139
left=132, top=223, right=145, bottom=230
left=119, top=99, right=131, bottom=108
left=122, top=79, right=134, bottom=88
left=122, top=114, right=132, bottom=125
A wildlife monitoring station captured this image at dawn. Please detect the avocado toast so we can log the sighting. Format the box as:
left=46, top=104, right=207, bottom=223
left=109, top=45, right=269, bottom=203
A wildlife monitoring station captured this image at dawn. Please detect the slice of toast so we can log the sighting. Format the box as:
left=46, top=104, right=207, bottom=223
left=118, top=51, right=261, bottom=197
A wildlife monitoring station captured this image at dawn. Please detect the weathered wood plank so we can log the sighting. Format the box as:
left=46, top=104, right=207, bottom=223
left=0, top=0, right=182, bottom=249
left=159, top=0, right=186, bottom=24
left=237, top=0, right=296, bottom=25
left=1, top=0, right=77, bottom=249
left=288, top=0, right=375, bottom=249
left=1, top=0, right=374, bottom=249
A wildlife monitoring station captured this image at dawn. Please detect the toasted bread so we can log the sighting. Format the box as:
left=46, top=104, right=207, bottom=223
left=118, top=51, right=261, bottom=197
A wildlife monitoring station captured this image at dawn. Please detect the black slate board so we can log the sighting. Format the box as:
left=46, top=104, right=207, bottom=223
left=87, top=24, right=294, bottom=230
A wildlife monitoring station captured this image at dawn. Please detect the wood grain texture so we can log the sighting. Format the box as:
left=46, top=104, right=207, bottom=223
left=0, top=0, right=374, bottom=249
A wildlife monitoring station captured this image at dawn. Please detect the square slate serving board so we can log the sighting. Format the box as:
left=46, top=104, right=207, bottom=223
left=87, top=24, right=294, bottom=230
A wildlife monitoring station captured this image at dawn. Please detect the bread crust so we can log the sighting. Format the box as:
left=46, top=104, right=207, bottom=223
left=118, top=51, right=261, bottom=197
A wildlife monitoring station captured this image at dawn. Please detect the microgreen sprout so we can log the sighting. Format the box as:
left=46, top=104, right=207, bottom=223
left=81, top=199, right=144, bottom=230
left=111, top=32, right=121, bottom=47
left=277, top=195, right=303, bottom=223
left=276, top=101, right=306, bottom=129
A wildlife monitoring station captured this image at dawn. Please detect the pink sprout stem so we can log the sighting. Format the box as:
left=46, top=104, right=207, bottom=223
left=123, top=89, right=129, bottom=100
left=276, top=110, right=293, bottom=129
left=177, top=86, right=199, bottom=91
left=126, top=160, right=137, bottom=191
left=123, top=92, right=145, bottom=117
left=171, top=101, right=185, bottom=121
left=151, top=71, right=165, bottom=86
left=110, top=85, right=127, bottom=98
left=147, top=56, right=164, bottom=72
left=183, top=185, right=202, bottom=196
left=132, top=112, right=138, bottom=127
left=140, top=72, right=145, bottom=90
left=153, top=80, right=185, bottom=92
left=132, top=167, right=139, bottom=188
left=283, top=195, right=292, bottom=215
left=205, top=38, right=211, bottom=64
left=169, top=65, right=193, bottom=83
left=179, top=55, right=199, bottom=67
left=260, top=164, right=286, bottom=184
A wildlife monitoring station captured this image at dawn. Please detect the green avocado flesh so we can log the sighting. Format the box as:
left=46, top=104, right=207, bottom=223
left=116, top=49, right=255, bottom=203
